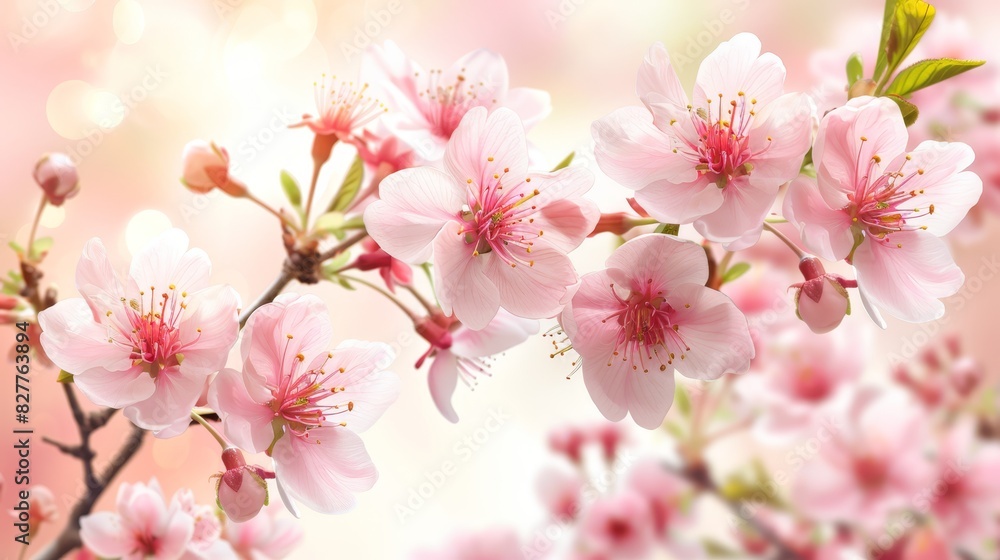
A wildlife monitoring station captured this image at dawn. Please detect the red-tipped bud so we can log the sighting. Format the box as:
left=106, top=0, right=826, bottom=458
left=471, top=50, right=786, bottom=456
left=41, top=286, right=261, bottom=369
left=181, top=140, right=247, bottom=197
left=215, top=448, right=273, bottom=522
left=34, top=153, right=79, bottom=206
left=792, top=257, right=853, bottom=334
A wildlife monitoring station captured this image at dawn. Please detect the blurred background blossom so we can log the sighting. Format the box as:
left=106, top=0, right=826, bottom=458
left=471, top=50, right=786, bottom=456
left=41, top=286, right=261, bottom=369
left=2, top=0, right=1000, bottom=558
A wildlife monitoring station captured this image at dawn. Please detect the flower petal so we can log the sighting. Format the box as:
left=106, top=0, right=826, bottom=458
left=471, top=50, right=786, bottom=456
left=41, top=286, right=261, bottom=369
left=271, top=428, right=378, bottom=514
left=80, top=512, right=135, bottom=558
left=38, top=298, right=132, bottom=375
left=636, top=42, right=690, bottom=111
left=364, top=166, right=464, bottom=264
left=124, top=366, right=208, bottom=431
left=323, top=340, right=400, bottom=433
left=427, top=350, right=460, bottom=423
left=664, top=284, right=754, bottom=380
left=484, top=248, right=577, bottom=321
left=208, top=368, right=276, bottom=453
left=177, top=285, right=240, bottom=376
left=895, top=140, right=982, bottom=236
left=74, top=365, right=156, bottom=409
left=694, top=33, right=785, bottom=109
left=452, top=309, right=539, bottom=358
left=592, top=107, right=697, bottom=190
left=783, top=175, right=856, bottom=261
left=433, top=226, right=501, bottom=330
left=605, top=234, right=709, bottom=292
left=128, top=229, right=210, bottom=297
left=504, top=87, right=551, bottom=130
left=853, top=231, right=964, bottom=323
left=445, top=107, right=528, bottom=190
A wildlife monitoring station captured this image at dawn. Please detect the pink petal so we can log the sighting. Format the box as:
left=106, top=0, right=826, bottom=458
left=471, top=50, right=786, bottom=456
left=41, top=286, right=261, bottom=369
left=694, top=175, right=777, bottom=249
left=747, top=92, right=815, bottom=186
left=624, top=364, right=676, bottom=429
left=38, top=298, right=132, bottom=374
left=155, top=509, right=196, bottom=560
left=127, top=229, right=210, bottom=297
left=633, top=176, right=725, bottom=225
left=636, top=42, right=690, bottom=111
left=592, top=107, right=697, bottom=190
left=694, top=33, right=785, bottom=110
left=896, top=140, right=982, bottom=236
left=432, top=227, right=501, bottom=330
left=427, top=350, right=460, bottom=423
left=208, top=368, right=276, bottom=453
left=664, top=284, right=754, bottom=380
left=504, top=87, right=551, bottom=130
left=451, top=48, right=510, bottom=100
left=123, top=366, right=209, bottom=431
left=364, top=166, right=464, bottom=264
left=271, top=428, right=378, bottom=514
left=814, top=96, right=907, bottom=209
left=606, top=234, right=709, bottom=292
left=445, top=107, right=528, bottom=190
left=567, top=271, right=623, bottom=361
left=783, top=175, right=856, bottom=261
left=582, top=352, right=630, bottom=424
left=322, top=340, right=400, bottom=433
left=74, top=365, right=156, bottom=409
left=525, top=167, right=599, bottom=252
left=243, top=294, right=332, bottom=391
left=484, top=248, right=577, bottom=320
left=177, top=284, right=240, bottom=376
left=80, top=512, right=134, bottom=558
left=74, top=237, right=123, bottom=313
left=452, top=309, right=538, bottom=357
left=852, top=231, right=964, bottom=323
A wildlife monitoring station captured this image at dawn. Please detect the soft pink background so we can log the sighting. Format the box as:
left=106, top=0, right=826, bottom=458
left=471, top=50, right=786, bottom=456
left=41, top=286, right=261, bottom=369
left=2, top=0, right=998, bottom=557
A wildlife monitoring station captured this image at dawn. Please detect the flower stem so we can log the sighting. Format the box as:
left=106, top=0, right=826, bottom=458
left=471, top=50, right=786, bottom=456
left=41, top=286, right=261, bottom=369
left=338, top=273, right=419, bottom=321
left=191, top=411, right=228, bottom=449
left=762, top=222, right=805, bottom=259
left=402, top=284, right=438, bottom=314
left=24, top=195, right=47, bottom=263
left=246, top=192, right=300, bottom=232
left=303, top=158, right=323, bottom=228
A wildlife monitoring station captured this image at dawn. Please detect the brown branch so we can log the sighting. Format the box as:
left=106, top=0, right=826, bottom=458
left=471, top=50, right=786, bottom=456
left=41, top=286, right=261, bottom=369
left=317, top=230, right=367, bottom=262
left=32, top=425, right=146, bottom=560
left=669, top=462, right=805, bottom=560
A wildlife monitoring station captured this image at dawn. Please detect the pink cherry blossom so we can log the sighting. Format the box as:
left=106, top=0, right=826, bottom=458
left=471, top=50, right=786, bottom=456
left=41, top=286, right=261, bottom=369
left=791, top=389, right=933, bottom=532
left=291, top=73, right=387, bottom=142
left=9, top=485, right=57, bottom=539
left=536, top=466, right=584, bottom=520
left=180, top=140, right=246, bottom=197
left=365, top=106, right=599, bottom=329
left=925, top=420, right=1000, bottom=546
left=424, top=310, right=537, bottom=422
left=791, top=255, right=855, bottom=334
left=625, top=459, right=693, bottom=539
left=548, top=424, right=588, bottom=464
left=208, top=293, right=400, bottom=515
left=172, top=488, right=237, bottom=559
left=362, top=40, right=551, bottom=162
left=38, top=229, right=241, bottom=434
left=592, top=34, right=814, bottom=250
left=222, top=506, right=303, bottom=560
left=345, top=237, right=413, bottom=293
left=737, top=326, right=862, bottom=444
left=579, top=491, right=656, bottom=559
left=563, top=234, right=754, bottom=429
left=784, top=96, right=982, bottom=326
left=80, top=479, right=194, bottom=560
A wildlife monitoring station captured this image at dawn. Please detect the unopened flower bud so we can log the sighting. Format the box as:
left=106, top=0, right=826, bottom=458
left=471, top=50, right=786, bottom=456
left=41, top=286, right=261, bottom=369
left=215, top=448, right=272, bottom=522
left=792, top=257, right=853, bottom=334
left=34, top=153, right=79, bottom=206
left=848, top=78, right=877, bottom=99
left=181, top=140, right=247, bottom=197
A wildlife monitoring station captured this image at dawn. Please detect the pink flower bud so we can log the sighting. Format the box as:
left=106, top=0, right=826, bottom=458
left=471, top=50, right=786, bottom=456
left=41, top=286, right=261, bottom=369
left=181, top=141, right=246, bottom=197
left=215, top=448, right=272, bottom=523
left=792, top=257, right=853, bottom=334
left=33, top=153, right=79, bottom=206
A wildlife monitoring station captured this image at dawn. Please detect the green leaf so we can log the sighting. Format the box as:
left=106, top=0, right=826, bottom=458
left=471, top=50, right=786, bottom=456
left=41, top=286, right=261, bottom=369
left=674, top=384, right=692, bottom=417
left=882, top=0, right=936, bottom=84
left=886, top=58, right=986, bottom=97
left=721, top=262, right=751, bottom=284
left=313, top=211, right=345, bottom=234
left=29, top=237, right=53, bottom=260
left=57, top=370, right=74, bottom=384
left=846, top=52, right=864, bottom=86
left=550, top=152, right=574, bottom=172
left=8, top=241, right=24, bottom=257
left=335, top=276, right=355, bottom=291
left=887, top=94, right=920, bottom=126
left=873, top=0, right=898, bottom=82
left=327, top=155, right=364, bottom=213
left=280, top=170, right=302, bottom=208
left=654, top=223, right=680, bottom=236
left=325, top=249, right=352, bottom=274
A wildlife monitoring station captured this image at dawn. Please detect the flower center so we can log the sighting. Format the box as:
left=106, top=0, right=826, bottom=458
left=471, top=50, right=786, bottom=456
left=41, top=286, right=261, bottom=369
left=110, top=284, right=197, bottom=372
left=602, top=279, right=690, bottom=373
left=268, top=345, right=353, bottom=441
left=670, top=92, right=771, bottom=188
left=457, top=159, right=544, bottom=269
left=847, top=140, right=933, bottom=254
left=417, top=68, right=497, bottom=138
left=792, top=366, right=831, bottom=401
left=853, top=455, right=888, bottom=489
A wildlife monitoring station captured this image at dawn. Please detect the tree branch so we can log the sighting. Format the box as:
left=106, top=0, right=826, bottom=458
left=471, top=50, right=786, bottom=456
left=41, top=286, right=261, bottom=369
left=32, top=425, right=146, bottom=560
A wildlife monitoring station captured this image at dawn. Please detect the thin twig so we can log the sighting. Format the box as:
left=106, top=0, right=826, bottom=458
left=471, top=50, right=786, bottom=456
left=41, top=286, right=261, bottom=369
left=239, top=267, right=294, bottom=328
left=32, top=425, right=146, bottom=560
left=317, top=230, right=367, bottom=262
